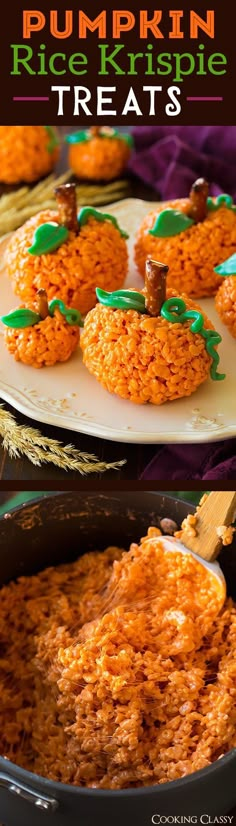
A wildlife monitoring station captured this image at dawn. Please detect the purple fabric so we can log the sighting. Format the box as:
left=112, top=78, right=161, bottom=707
left=129, top=126, right=236, bottom=200
left=140, top=441, right=236, bottom=481
left=130, top=127, right=236, bottom=480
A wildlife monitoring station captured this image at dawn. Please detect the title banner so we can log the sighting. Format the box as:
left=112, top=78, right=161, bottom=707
left=1, top=0, right=234, bottom=124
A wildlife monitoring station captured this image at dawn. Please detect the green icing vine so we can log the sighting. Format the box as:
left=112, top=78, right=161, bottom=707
left=78, top=207, right=129, bottom=238
left=96, top=288, right=146, bottom=312
left=1, top=301, right=83, bottom=330
left=207, top=194, right=236, bottom=212
left=49, top=300, right=84, bottom=327
left=161, top=298, right=225, bottom=381
left=65, top=128, right=133, bottom=148
left=44, top=126, right=59, bottom=153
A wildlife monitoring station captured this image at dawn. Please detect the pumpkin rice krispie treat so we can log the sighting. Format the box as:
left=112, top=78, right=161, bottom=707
left=65, top=126, right=133, bottom=181
left=81, top=258, right=225, bottom=405
left=1, top=289, right=82, bottom=368
left=6, top=183, right=129, bottom=316
left=214, top=253, right=236, bottom=339
left=134, top=180, right=236, bottom=298
left=0, top=126, right=60, bottom=184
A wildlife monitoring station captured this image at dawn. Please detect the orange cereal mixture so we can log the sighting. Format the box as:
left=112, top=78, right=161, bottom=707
left=81, top=288, right=215, bottom=405
left=215, top=276, right=236, bottom=338
left=0, top=531, right=235, bottom=789
left=134, top=199, right=236, bottom=299
left=66, top=128, right=132, bottom=181
left=0, top=126, right=59, bottom=184
left=6, top=210, right=128, bottom=316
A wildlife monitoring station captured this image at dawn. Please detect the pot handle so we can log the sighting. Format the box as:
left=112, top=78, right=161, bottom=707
left=0, top=772, right=58, bottom=811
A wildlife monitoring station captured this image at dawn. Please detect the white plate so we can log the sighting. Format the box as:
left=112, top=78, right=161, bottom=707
left=0, top=198, right=235, bottom=444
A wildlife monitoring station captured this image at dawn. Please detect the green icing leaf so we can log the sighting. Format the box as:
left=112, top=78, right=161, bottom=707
left=78, top=207, right=129, bottom=239
left=118, top=132, right=134, bottom=148
left=161, top=298, right=225, bottom=382
left=1, top=309, right=41, bottom=329
left=207, top=194, right=236, bottom=212
left=65, top=130, right=90, bottom=144
left=49, top=299, right=84, bottom=327
left=214, top=253, right=236, bottom=276
left=149, top=209, right=194, bottom=238
left=44, top=126, right=59, bottom=153
left=28, top=223, right=69, bottom=256
left=96, top=288, right=146, bottom=312
left=65, top=128, right=133, bottom=148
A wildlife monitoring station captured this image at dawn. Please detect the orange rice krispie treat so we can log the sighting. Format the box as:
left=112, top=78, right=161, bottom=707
left=1, top=289, right=82, bottom=368
left=0, top=126, right=60, bottom=184
left=214, top=253, right=236, bottom=338
left=81, top=259, right=225, bottom=405
left=134, top=181, right=236, bottom=298
left=6, top=183, right=128, bottom=316
left=65, top=126, right=133, bottom=181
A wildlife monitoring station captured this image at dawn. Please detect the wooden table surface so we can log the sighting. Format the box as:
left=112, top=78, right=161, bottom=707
left=0, top=127, right=162, bottom=481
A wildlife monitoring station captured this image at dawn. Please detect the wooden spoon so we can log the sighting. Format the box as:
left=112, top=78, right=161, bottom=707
left=180, top=491, right=236, bottom=561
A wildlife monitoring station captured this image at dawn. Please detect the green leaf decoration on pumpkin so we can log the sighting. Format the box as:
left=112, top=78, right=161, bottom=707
left=207, top=194, right=236, bottom=212
left=96, top=288, right=146, bottom=312
left=118, top=131, right=134, bottom=148
left=65, top=128, right=134, bottom=148
left=214, top=253, right=236, bottom=276
left=65, top=129, right=90, bottom=144
left=149, top=209, right=194, bottom=238
left=44, top=126, right=59, bottom=153
left=49, top=299, right=84, bottom=327
left=161, top=298, right=225, bottom=382
left=28, top=223, right=69, bottom=256
left=78, top=207, right=129, bottom=239
left=1, top=309, right=41, bottom=329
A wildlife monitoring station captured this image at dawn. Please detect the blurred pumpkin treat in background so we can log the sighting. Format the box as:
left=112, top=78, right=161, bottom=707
left=0, top=126, right=60, bottom=184
left=65, top=126, right=133, bottom=181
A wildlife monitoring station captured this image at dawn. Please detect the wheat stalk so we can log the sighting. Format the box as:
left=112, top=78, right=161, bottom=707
left=0, top=172, right=130, bottom=237
left=0, top=405, right=126, bottom=474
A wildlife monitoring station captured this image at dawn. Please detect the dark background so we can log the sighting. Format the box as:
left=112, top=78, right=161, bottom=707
left=1, top=0, right=234, bottom=125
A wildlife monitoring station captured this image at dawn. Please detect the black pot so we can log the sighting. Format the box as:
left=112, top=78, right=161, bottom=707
left=0, top=491, right=236, bottom=826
